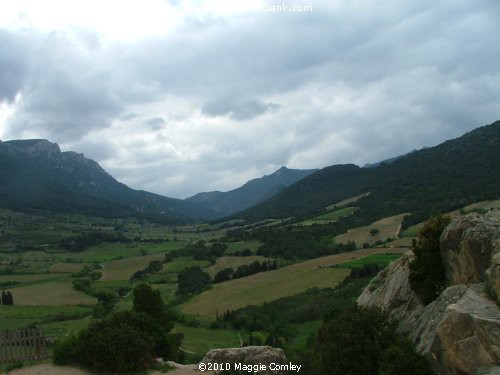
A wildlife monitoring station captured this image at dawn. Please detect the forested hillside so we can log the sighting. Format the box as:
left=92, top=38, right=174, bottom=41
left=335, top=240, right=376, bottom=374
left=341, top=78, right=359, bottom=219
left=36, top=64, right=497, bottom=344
left=234, top=121, right=500, bottom=226
left=0, top=139, right=216, bottom=223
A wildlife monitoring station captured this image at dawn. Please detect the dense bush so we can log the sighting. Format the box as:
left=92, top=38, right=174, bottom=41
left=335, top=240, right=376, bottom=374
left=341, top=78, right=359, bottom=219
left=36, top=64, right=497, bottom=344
left=309, top=305, right=432, bottom=375
left=54, top=283, right=182, bottom=372
left=255, top=229, right=356, bottom=259
left=409, top=215, right=451, bottom=304
left=53, top=311, right=156, bottom=372
left=176, top=266, right=212, bottom=296
left=213, top=267, right=234, bottom=283
left=232, top=260, right=277, bottom=279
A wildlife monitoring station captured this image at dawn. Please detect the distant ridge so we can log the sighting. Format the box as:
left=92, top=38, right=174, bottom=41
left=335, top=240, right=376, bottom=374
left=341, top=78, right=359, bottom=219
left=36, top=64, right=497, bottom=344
left=0, top=139, right=217, bottom=223
left=232, top=121, right=500, bottom=225
left=186, top=166, right=317, bottom=218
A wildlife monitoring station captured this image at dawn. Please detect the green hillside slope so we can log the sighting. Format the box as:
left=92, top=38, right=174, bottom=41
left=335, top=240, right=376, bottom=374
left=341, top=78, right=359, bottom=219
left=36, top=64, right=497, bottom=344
left=0, top=139, right=216, bottom=222
left=234, top=121, right=500, bottom=226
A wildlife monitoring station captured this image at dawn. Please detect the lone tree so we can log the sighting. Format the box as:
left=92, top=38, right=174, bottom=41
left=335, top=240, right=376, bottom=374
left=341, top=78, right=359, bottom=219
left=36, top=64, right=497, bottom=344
left=133, top=283, right=173, bottom=329
left=409, top=215, right=451, bottom=304
left=1, top=291, right=13, bottom=305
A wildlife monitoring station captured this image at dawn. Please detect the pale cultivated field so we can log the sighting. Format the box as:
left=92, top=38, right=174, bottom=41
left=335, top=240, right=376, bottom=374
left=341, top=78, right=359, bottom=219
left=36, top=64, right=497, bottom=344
left=182, top=247, right=406, bottom=322
left=49, top=263, right=85, bottom=273
left=0, top=273, right=69, bottom=283
left=9, top=281, right=96, bottom=306
left=100, top=253, right=165, bottom=281
left=335, top=213, right=408, bottom=246
left=326, top=192, right=370, bottom=209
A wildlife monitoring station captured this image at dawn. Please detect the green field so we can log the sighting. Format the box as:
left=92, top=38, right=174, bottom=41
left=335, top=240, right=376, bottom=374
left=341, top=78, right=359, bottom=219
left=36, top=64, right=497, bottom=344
left=162, top=257, right=211, bottom=273
left=40, top=317, right=92, bottom=341
left=296, top=207, right=357, bottom=225
left=337, top=253, right=401, bottom=269
left=225, top=241, right=263, bottom=255
left=0, top=305, right=92, bottom=331
left=173, top=324, right=241, bottom=355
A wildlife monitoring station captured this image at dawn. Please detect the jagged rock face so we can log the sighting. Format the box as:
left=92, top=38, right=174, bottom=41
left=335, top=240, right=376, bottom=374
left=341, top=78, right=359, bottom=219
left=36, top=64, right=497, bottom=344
left=1, top=139, right=61, bottom=158
left=357, top=250, right=421, bottom=321
left=201, top=346, right=287, bottom=374
left=441, top=213, right=500, bottom=302
left=358, top=212, right=500, bottom=375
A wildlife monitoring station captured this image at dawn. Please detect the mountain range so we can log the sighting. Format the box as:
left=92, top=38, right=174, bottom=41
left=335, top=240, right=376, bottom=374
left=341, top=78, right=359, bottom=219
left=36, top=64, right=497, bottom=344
left=1, top=120, right=499, bottom=225
left=0, top=140, right=315, bottom=222
left=232, top=120, right=500, bottom=226
left=0, top=139, right=216, bottom=223
left=186, top=166, right=317, bottom=218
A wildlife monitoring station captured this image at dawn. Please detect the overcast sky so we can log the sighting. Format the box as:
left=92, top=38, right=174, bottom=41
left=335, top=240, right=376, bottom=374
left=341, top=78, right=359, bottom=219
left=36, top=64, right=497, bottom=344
left=1, top=0, right=499, bottom=198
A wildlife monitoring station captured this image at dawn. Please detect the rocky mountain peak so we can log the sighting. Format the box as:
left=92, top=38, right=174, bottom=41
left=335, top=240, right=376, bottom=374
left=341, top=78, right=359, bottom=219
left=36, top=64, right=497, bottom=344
left=3, top=139, right=61, bottom=158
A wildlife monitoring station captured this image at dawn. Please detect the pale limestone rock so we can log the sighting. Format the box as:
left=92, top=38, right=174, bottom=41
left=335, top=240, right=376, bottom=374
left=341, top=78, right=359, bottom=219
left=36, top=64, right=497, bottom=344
left=358, top=212, right=500, bottom=375
left=201, top=346, right=287, bottom=374
left=440, top=212, right=500, bottom=302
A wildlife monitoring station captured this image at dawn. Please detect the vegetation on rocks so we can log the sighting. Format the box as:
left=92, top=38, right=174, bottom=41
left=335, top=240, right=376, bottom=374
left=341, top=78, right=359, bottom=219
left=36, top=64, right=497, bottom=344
left=409, top=215, right=451, bottom=304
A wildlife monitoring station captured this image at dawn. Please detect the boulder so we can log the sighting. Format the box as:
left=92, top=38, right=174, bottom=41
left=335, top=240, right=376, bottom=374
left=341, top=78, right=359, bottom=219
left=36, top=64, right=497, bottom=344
left=200, top=346, right=287, bottom=374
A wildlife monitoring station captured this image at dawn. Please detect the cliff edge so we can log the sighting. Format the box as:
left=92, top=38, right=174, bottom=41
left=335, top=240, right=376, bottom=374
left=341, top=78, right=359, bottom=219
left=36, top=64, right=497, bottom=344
left=358, top=212, right=500, bottom=374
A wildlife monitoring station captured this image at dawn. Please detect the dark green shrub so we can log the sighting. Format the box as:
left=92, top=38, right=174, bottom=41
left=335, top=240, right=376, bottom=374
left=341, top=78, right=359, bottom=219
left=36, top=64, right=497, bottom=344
left=409, top=215, right=451, bottom=304
left=312, top=305, right=398, bottom=375
left=378, top=338, right=432, bottom=375
left=176, top=266, right=212, bottom=296
left=213, top=267, right=234, bottom=283
left=309, top=305, right=432, bottom=375
left=53, top=311, right=156, bottom=372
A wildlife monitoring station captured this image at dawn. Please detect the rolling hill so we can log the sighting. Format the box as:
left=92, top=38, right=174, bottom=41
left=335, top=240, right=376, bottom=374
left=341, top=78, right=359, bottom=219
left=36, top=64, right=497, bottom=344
left=186, top=166, right=317, bottom=218
left=233, top=120, right=500, bottom=226
left=0, top=139, right=217, bottom=222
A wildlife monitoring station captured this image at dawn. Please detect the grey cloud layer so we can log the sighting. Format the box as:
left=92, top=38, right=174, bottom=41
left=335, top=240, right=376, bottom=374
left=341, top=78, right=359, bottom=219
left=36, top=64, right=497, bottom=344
left=1, top=0, right=499, bottom=197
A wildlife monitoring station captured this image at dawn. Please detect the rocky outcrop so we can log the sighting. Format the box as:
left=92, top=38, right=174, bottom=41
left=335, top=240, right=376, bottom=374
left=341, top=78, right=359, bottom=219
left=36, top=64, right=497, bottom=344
left=441, top=213, right=500, bottom=303
left=0, top=139, right=61, bottom=158
left=358, top=212, right=500, bottom=374
left=200, top=346, right=287, bottom=374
